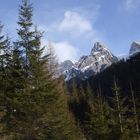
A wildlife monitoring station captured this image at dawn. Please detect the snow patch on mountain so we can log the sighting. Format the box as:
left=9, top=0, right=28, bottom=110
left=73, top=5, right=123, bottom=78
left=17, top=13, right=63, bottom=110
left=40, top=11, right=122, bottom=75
left=59, top=41, right=140, bottom=81
left=59, top=42, right=118, bottom=81
left=129, top=41, right=140, bottom=55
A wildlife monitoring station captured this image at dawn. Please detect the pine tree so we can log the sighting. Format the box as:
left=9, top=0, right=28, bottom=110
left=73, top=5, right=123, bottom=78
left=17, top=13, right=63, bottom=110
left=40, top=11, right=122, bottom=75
left=3, top=0, right=84, bottom=139
left=27, top=27, right=83, bottom=139
left=2, top=0, right=38, bottom=138
left=0, top=0, right=85, bottom=139
left=129, top=83, right=140, bottom=140
left=17, top=0, right=34, bottom=76
left=110, top=80, right=130, bottom=140
left=46, top=40, right=59, bottom=78
left=85, top=84, right=112, bottom=140
left=68, top=80, right=81, bottom=122
left=0, top=22, right=15, bottom=139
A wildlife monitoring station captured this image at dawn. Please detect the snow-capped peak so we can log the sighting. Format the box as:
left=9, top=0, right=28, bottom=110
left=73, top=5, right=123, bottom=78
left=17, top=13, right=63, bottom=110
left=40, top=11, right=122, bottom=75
left=91, top=42, right=109, bottom=52
left=59, top=42, right=118, bottom=81
left=58, top=41, right=140, bottom=81
left=129, top=41, right=140, bottom=55
left=90, top=42, right=113, bottom=57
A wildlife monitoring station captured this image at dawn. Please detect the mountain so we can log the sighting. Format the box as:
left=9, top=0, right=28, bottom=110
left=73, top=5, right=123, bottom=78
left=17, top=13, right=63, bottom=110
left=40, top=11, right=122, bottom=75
left=129, top=41, right=140, bottom=55
left=59, top=60, right=74, bottom=74
left=59, top=42, right=118, bottom=81
left=79, top=52, right=140, bottom=99
left=76, top=42, right=118, bottom=73
left=117, top=41, right=140, bottom=60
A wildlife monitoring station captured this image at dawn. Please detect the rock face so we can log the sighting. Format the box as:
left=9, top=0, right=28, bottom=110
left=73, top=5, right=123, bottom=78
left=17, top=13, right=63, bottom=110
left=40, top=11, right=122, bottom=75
left=59, top=42, right=118, bottom=81
left=129, top=41, right=140, bottom=55
left=76, top=42, right=118, bottom=74
left=59, top=60, right=74, bottom=74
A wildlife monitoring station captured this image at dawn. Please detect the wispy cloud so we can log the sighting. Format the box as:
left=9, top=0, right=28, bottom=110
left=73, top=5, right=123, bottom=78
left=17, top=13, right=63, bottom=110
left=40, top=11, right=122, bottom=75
left=52, top=41, right=79, bottom=62
left=58, top=11, right=92, bottom=35
left=42, top=39, right=79, bottom=62
left=47, top=10, right=98, bottom=38
left=124, top=0, right=140, bottom=10
left=39, top=7, right=102, bottom=62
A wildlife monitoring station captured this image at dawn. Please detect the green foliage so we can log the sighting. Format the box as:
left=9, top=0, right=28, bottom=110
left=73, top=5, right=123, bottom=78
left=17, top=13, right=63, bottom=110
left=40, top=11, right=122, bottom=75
left=84, top=85, right=112, bottom=140
left=0, top=0, right=84, bottom=139
left=68, top=80, right=140, bottom=140
left=0, top=0, right=140, bottom=139
left=0, top=22, right=14, bottom=138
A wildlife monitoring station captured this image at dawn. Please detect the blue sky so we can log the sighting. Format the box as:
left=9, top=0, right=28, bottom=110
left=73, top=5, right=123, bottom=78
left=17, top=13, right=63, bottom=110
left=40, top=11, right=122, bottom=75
left=0, top=0, right=140, bottom=62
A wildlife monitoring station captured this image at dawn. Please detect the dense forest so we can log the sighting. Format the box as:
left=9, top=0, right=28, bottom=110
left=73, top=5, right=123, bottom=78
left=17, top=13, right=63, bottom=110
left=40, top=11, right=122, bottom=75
left=85, top=53, right=140, bottom=98
left=0, top=0, right=139, bottom=140
left=68, top=53, right=140, bottom=140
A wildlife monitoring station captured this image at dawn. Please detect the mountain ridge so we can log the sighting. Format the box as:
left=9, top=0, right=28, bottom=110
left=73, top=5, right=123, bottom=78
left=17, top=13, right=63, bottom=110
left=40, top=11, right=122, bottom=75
left=59, top=41, right=140, bottom=81
left=59, top=42, right=118, bottom=81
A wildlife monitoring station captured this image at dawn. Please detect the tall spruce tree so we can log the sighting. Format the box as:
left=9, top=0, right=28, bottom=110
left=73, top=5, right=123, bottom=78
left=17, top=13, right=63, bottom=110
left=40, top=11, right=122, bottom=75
left=5, top=0, right=84, bottom=139
left=85, top=85, right=112, bottom=140
left=17, top=0, right=34, bottom=77
left=46, top=40, right=59, bottom=78
left=129, top=83, right=140, bottom=140
left=24, top=26, right=84, bottom=139
left=0, top=22, right=15, bottom=139
left=110, top=80, right=131, bottom=140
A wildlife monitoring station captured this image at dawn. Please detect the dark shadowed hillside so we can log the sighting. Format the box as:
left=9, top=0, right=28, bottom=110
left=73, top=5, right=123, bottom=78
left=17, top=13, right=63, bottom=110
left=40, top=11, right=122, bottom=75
left=68, top=53, right=140, bottom=98
left=83, top=53, right=140, bottom=98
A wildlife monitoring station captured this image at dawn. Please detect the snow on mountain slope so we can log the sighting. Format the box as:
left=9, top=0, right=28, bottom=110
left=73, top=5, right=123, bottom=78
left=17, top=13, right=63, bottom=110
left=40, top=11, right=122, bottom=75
left=129, top=41, right=140, bottom=55
left=59, top=41, right=140, bottom=81
left=59, top=60, right=74, bottom=74
left=59, top=42, right=118, bottom=81
left=76, top=42, right=118, bottom=73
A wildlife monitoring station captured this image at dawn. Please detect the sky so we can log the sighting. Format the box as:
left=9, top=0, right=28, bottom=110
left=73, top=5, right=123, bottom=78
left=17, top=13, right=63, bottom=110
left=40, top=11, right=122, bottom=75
left=0, top=0, right=140, bottom=62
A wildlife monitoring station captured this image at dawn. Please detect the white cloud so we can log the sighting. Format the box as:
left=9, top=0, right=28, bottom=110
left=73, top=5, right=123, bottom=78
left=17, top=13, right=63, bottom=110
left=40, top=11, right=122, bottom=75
left=58, top=11, right=93, bottom=35
left=41, top=39, right=79, bottom=62
left=39, top=9, right=103, bottom=62
left=43, top=8, right=102, bottom=40
left=52, top=41, right=79, bottom=62
left=124, top=0, right=140, bottom=10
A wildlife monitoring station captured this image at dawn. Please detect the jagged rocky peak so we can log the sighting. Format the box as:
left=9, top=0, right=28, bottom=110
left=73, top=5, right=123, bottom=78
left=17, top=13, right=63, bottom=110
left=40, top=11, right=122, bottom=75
left=129, top=41, right=140, bottom=55
left=75, top=55, right=88, bottom=68
left=59, top=60, right=74, bottom=74
left=91, top=42, right=113, bottom=56
left=59, top=42, right=118, bottom=81
left=91, top=42, right=106, bottom=52
left=77, top=42, right=118, bottom=70
left=60, top=60, right=74, bottom=70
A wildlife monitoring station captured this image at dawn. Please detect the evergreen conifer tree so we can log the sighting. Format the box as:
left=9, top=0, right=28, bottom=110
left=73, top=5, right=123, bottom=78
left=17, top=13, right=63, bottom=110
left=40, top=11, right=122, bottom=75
left=129, top=83, right=140, bottom=140
left=0, top=22, right=15, bottom=139
left=85, top=85, right=112, bottom=140
left=110, top=80, right=131, bottom=140
left=46, top=40, right=59, bottom=78
left=4, top=0, right=84, bottom=139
